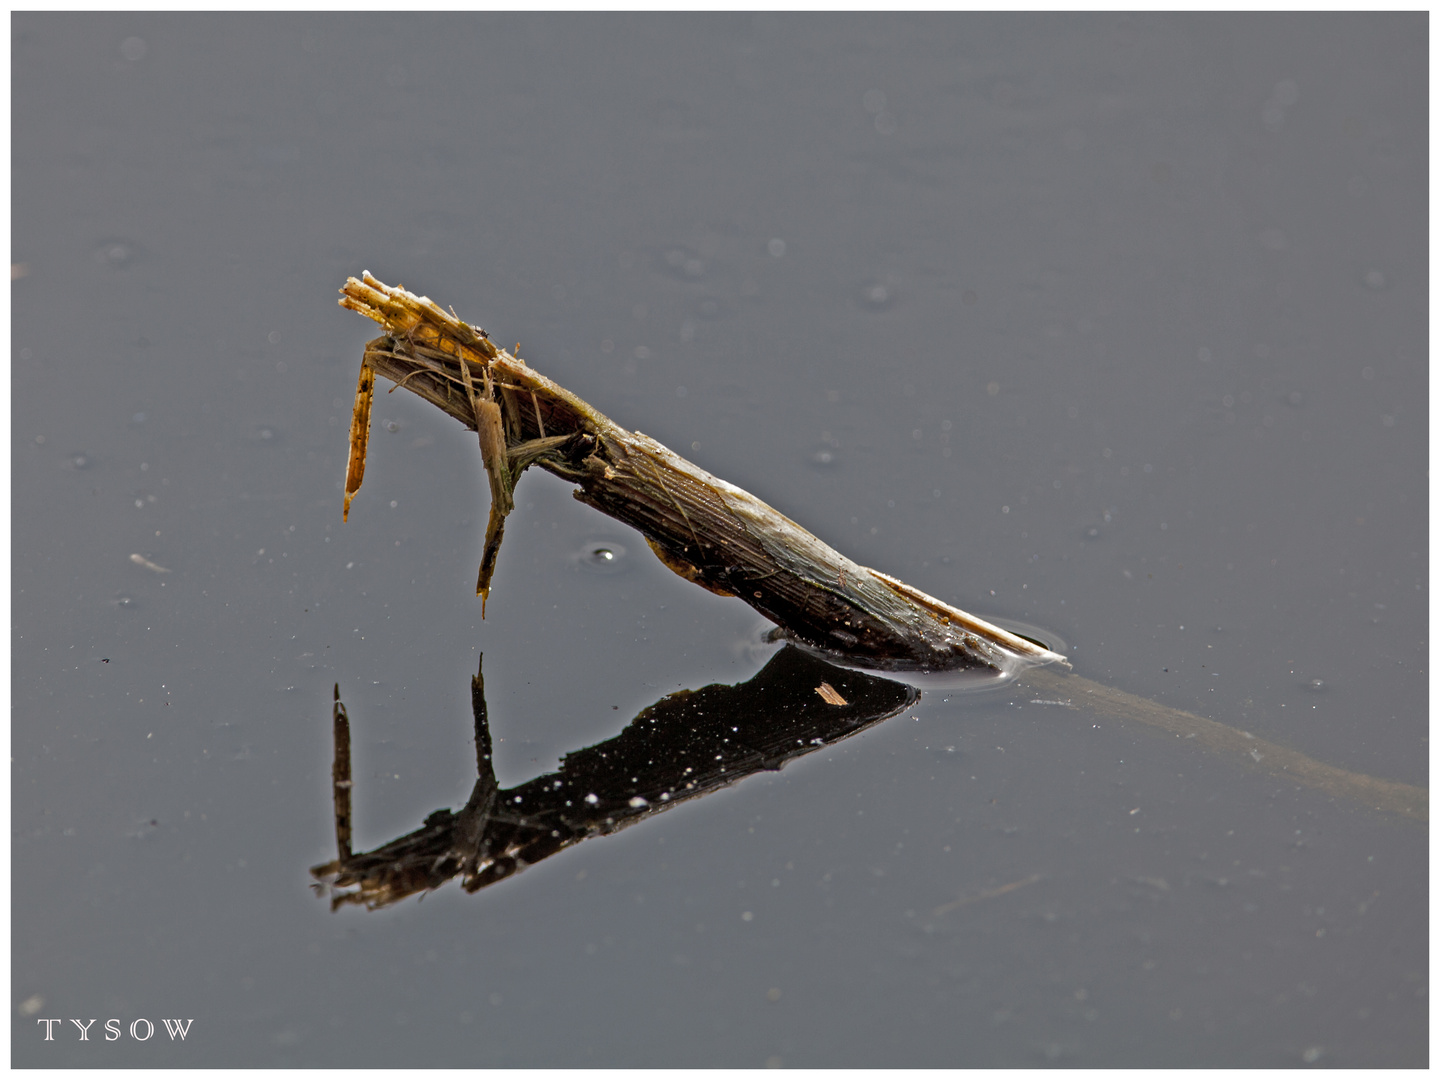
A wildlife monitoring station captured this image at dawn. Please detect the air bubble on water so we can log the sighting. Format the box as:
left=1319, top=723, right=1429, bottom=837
left=95, top=242, right=133, bottom=266
left=575, top=540, right=628, bottom=574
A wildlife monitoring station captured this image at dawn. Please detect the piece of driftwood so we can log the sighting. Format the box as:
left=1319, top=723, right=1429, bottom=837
left=338, top=273, right=1063, bottom=674
left=334, top=274, right=1425, bottom=826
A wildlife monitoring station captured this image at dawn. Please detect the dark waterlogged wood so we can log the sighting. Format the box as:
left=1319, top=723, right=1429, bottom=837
left=338, top=273, right=1063, bottom=674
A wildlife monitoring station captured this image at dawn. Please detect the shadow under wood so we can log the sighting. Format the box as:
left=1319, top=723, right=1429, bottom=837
left=311, top=646, right=919, bottom=910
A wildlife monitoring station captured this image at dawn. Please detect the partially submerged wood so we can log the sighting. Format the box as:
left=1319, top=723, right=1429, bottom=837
left=322, top=270, right=1424, bottom=904
left=338, top=272, right=1065, bottom=674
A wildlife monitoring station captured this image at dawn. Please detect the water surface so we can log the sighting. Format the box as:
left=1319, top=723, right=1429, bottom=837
left=13, top=13, right=1426, bottom=1067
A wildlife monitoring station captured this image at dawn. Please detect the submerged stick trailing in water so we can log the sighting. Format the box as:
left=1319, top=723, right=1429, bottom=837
left=335, top=274, right=1424, bottom=823
left=338, top=272, right=1062, bottom=675
left=1017, top=667, right=1426, bottom=822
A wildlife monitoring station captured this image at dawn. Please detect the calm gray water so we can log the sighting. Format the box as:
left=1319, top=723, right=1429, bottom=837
left=13, top=13, right=1426, bottom=1067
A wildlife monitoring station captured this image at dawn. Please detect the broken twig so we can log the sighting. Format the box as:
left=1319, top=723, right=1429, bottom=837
left=338, top=272, right=1062, bottom=674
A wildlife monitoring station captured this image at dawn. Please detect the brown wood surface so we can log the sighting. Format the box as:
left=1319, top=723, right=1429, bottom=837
left=340, top=273, right=1063, bottom=674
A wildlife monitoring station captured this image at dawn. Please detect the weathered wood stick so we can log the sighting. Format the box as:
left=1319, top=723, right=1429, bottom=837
left=334, top=274, right=1424, bottom=823
left=338, top=272, right=1063, bottom=674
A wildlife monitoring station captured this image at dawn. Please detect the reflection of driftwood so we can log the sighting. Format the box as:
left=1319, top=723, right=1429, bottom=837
left=313, top=649, right=1425, bottom=911
left=338, top=274, right=1062, bottom=674
left=311, top=648, right=917, bottom=909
